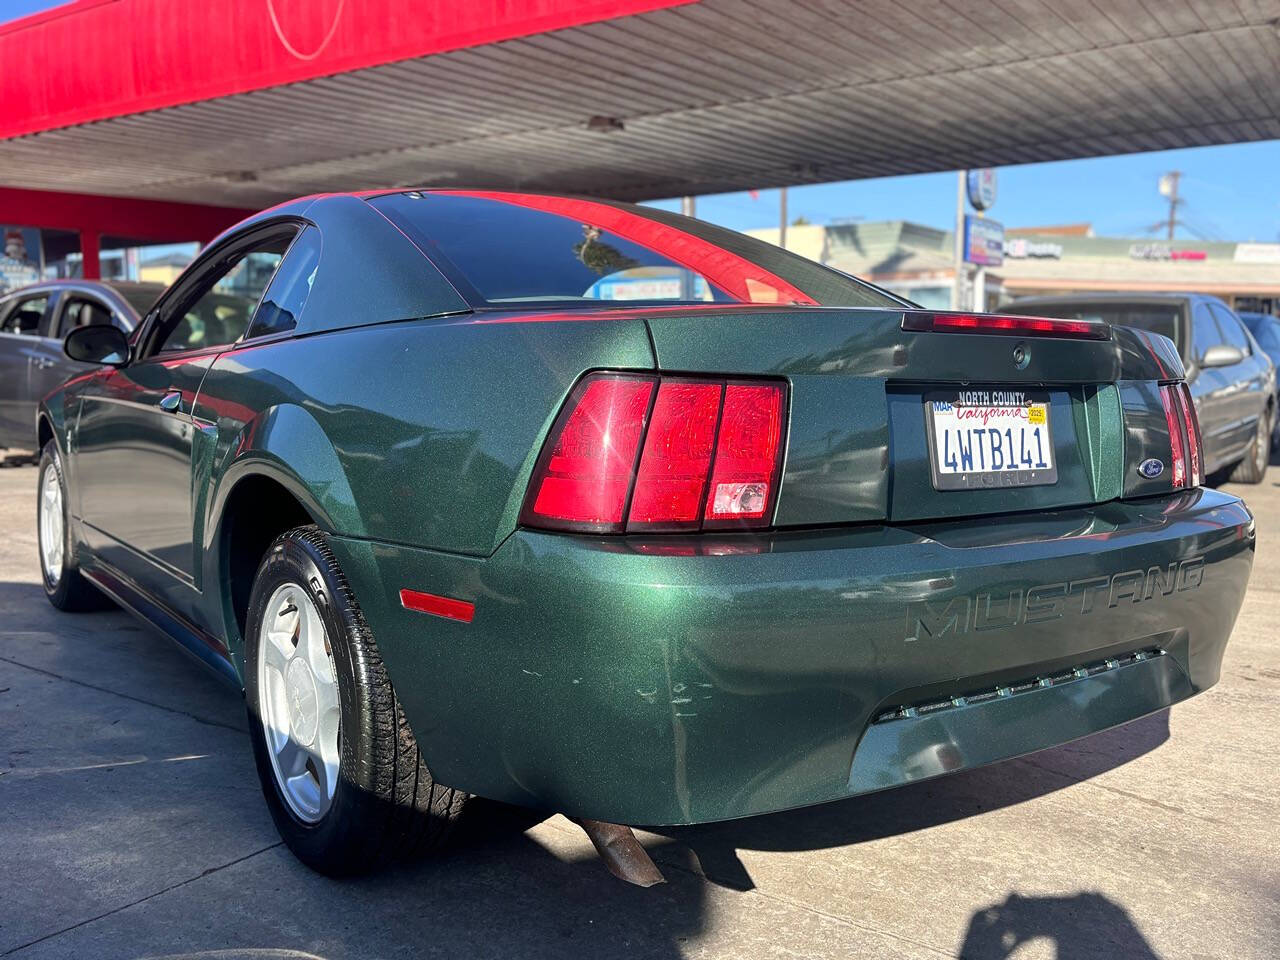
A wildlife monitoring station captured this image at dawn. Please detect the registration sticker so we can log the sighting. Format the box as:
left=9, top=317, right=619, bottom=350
left=923, top=389, right=1058, bottom=490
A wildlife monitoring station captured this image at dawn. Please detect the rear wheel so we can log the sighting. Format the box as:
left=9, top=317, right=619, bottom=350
left=244, top=525, right=467, bottom=875
left=37, top=441, right=108, bottom=611
left=1229, top=405, right=1271, bottom=484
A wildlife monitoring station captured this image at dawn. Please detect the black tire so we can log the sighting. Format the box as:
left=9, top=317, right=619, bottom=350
left=37, top=441, right=110, bottom=611
left=1228, top=405, right=1271, bottom=484
left=244, top=525, right=467, bottom=875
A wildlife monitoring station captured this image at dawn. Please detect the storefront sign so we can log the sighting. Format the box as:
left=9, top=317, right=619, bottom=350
left=1004, top=238, right=1063, bottom=259
left=1128, top=243, right=1206, bottom=262
left=964, top=215, right=1004, bottom=266
left=1, top=226, right=42, bottom=294
left=1234, top=243, right=1280, bottom=264
left=967, top=169, right=997, bottom=211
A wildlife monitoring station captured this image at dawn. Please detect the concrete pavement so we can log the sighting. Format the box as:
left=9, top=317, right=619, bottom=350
left=0, top=454, right=1276, bottom=959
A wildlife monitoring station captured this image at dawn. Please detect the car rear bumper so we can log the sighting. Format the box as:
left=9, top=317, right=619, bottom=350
left=328, top=487, right=1254, bottom=826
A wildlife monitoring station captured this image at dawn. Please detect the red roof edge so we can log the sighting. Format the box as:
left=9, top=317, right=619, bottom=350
left=0, top=185, right=256, bottom=241
left=0, top=0, right=696, bottom=140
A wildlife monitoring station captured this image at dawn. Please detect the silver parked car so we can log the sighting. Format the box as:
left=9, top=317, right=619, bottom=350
left=1006, top=293, right=1276, bottom=483
left=0, top=280, right=164, bottom=450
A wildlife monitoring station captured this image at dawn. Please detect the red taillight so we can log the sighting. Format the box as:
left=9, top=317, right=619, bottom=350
left=628, top=381, right=722, bottom=530
left=1178, top=382, right=1204, bottom=486
left=704, top=383, right=785, bottom=525
left=902, top=311, right=1111, bottom=340
left=1161, top=386, right=1187, bottom=488
left=1159, top=382, right=1202, bottom=489
left=523, top=373, right=787, bottom=533
left=527, top=375, right=654, bottom=530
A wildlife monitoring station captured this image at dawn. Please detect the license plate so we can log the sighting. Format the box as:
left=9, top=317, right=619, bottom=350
left=924, top=389, right=1057, bottom=490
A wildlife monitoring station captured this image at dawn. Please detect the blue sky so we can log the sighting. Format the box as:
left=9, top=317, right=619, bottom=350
left=4, top=0, right=64, bottom=18
left=5, top=2, right=1278, bottom=242
left=646, top=140, right=1280, bottom=243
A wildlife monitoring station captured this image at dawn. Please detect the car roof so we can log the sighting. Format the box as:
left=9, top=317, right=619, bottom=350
left=2, top=278, right=163, bottom=294
left=0, top=278, right=165, bottom=321
left=102, top=280, right=166, bottom=294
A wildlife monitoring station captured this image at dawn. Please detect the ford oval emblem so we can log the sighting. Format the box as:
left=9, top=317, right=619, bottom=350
left=1139, top=458, right=1164, bottom=479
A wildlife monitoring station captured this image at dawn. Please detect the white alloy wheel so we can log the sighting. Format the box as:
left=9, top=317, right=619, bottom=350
left=38, top=462, right=64, bottom=586
left=257, top=582, right=341, bottom=823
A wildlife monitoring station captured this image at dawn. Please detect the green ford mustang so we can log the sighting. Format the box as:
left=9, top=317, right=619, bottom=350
left=35, top=190, right=1255, bottom=883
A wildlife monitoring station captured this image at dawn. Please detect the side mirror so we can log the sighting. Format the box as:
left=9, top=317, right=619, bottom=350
left=1200, top=344, right=1244, bottom=368
left=65, top=324, right=130, bottom=367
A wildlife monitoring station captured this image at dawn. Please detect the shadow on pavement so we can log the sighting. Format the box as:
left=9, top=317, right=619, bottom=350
left=958, top=891, right=1164, bottom=959
left=653, top=709, right=1171, bottom=891
left=259, top=800, right=715, bottom=960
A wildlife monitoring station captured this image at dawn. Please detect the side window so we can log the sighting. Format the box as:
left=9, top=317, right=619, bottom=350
left=245, top=227, right=321, bottom=340
left=1211, top=305, right=1251, bottom=355
left=153, top=236, right=292, bottom=355
left=57, top=297, right=113, bottom=339
left=1191, top=304, right=1224, bottom=361
left=1, top=294, right=48, bottom=335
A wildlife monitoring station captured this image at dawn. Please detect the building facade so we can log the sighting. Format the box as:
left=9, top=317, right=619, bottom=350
left=748, top=222, right=1280, bottom=315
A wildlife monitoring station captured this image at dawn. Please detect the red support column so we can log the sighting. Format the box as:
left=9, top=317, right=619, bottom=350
left=80, top=230, right=100, bottom=279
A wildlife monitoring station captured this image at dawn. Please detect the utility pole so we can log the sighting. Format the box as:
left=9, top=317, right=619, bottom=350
left=779, top=186, right=788, bottom=251
left=1160, top=171, right=1181, bottom=240
left=679, top=196, right=697, bottom=299
left=953, top=170, right=966, bottom=310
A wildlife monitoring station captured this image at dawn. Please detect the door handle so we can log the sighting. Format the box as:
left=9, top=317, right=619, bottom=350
left=158, top=391, right=182, bottom=413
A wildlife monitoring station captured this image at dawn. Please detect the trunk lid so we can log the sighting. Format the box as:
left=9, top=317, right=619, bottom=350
left=642, top=306, right=1184, bottom=526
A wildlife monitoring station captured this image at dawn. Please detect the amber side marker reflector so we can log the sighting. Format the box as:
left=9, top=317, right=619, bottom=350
left=400, top=589, right=475, bottom=623
left=902, top=311, right=1111, bottom=340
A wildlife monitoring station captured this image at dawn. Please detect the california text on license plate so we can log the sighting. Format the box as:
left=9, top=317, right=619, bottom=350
left=923, top=388, right=1058, bottom=490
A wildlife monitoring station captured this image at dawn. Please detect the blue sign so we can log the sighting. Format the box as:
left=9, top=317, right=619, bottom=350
left=964, top=215, right=1004, bottom=267
left=967, top=168, right=997, bottom=210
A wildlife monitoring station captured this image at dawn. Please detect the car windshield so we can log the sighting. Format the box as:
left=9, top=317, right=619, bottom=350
left=368, top=191, right=906, bottom=309
left=1006, top=301, right=1184, bottom=352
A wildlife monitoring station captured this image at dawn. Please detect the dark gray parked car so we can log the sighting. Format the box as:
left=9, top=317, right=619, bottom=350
left=1007, top=293, right=1275, bottom=483
left=0, top=279, right=163, bottom=449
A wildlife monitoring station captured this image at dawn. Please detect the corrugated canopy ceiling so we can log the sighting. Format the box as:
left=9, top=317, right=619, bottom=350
left=1, top=0, right=1278, bottom=208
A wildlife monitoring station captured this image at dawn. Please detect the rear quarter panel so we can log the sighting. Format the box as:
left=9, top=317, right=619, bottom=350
left=200, top=315, right=652, bottom=553
left=196, top=313, right=655, bottom=657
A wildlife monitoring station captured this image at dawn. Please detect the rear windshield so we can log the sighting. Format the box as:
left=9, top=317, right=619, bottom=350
left=1007, top=301, right=1184, bottom=352
left=368, top=191, right=905, bottom=310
